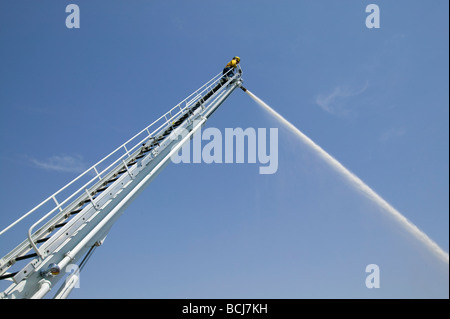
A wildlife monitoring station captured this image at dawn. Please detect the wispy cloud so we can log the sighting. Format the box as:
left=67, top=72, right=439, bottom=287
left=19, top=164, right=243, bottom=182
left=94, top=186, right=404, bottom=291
left=30, top=154, right=88, bottom=174
left=315, top=81, right=369, bottom=115
left=379, top=127, right=406, bottom=142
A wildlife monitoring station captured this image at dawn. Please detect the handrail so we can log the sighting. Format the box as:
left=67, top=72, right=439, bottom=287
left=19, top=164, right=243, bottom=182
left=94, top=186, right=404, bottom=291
left=0, top=68, right=238, bottom=241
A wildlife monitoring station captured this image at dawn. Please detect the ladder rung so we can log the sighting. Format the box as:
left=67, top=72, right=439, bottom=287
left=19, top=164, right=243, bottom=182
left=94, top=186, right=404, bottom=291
left=96, top=186, right=108, bottom=193
left=0, top=272, right=18, bottom=280
left=144, top=145, right=155, bottom=152
left=0, top=73, right=239, bottom=294
left=106, top=177, right=119, bottom=184
left=80, top=197, right=96, bottom=205
left=15, top=253, right=38, bottom=262
left=36, top=237, right=51, bottom=244
left=70, top=208, right=82, bottom=215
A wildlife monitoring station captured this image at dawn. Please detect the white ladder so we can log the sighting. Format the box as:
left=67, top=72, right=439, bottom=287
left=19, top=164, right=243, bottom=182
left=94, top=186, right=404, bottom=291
left=0, top=68, right=244, bottom=299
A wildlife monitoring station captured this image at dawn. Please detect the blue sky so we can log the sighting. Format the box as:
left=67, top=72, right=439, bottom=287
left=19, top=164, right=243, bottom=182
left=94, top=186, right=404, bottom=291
left=0, top=1, right=448, bottom=298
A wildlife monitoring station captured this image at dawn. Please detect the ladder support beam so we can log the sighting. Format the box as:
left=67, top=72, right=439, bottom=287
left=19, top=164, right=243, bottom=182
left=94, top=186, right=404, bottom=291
left=0, top=67, right=244, bottom=299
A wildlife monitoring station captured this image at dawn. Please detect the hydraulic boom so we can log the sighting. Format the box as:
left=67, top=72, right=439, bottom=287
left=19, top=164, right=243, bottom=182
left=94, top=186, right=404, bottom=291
left=0, top=66, right=244, bottom=299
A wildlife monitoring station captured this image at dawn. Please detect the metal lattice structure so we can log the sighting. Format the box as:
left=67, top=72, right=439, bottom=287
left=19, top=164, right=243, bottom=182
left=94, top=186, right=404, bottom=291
left=0, top=67, right=244, bottom=299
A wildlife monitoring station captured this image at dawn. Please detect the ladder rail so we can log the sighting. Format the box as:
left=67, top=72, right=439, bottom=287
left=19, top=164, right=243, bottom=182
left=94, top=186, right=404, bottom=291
left=0, top=70, right=227, bottom=237
left=0, top=69, right=241, bottom=270
left=0, top=130, right=150, bottom=274
left=1, top=103, right=186, bottom=269
left=1, top=68, right=243, bottom=298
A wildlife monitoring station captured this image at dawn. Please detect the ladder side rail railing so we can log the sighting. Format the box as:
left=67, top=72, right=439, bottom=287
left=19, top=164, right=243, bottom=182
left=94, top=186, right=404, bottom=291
left=0, top=133, right=151, bottom=276
left=0, top=70, right=229, bottom=268
left=171, top=71, right=223, bottom=115
left=0, top=71, right=225, bottom=238
left=0, top=69, right=236, bottom=273
left=1, top=69, right=243, bottom=298
left=30, top=98, right=206, bottom=253
left=0, top=85, right=216, bottom=271
left=30, top=116, right=211, bottom=299
left=24, top=102, right=195, bottom=259
left=0, top=115, right=161, bottom=236
left=0, top=132, right=151, bottom=272
left=0, top=106, right=184, bottom=274
left=12, top=97, right=215, bottom=285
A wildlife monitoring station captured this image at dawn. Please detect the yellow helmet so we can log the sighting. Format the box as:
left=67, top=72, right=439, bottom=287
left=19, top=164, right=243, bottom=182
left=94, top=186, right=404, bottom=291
left=233, top=56, right=241, bottom=63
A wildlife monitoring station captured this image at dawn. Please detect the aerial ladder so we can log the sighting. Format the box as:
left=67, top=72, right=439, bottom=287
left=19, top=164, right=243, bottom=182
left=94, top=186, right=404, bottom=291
left=0, top=65, right=246, bottom=299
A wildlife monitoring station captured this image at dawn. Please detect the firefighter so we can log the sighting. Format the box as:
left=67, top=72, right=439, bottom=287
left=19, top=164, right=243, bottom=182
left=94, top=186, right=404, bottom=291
left=222, top=56, right=241, bottom=80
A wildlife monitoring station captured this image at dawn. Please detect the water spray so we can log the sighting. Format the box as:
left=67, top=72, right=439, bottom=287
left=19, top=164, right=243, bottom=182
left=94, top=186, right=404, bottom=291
left=243, top=89, right=449, bottom=265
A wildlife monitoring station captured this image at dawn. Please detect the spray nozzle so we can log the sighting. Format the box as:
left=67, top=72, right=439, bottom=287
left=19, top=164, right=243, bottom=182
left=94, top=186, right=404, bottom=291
left=236, top=79, right=247, bottom=92
left=238, top=82, right=247, bottom=92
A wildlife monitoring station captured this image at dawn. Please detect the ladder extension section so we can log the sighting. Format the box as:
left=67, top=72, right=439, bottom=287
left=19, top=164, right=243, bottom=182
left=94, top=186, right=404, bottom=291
left=0, top=67, right=243, bottom=299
